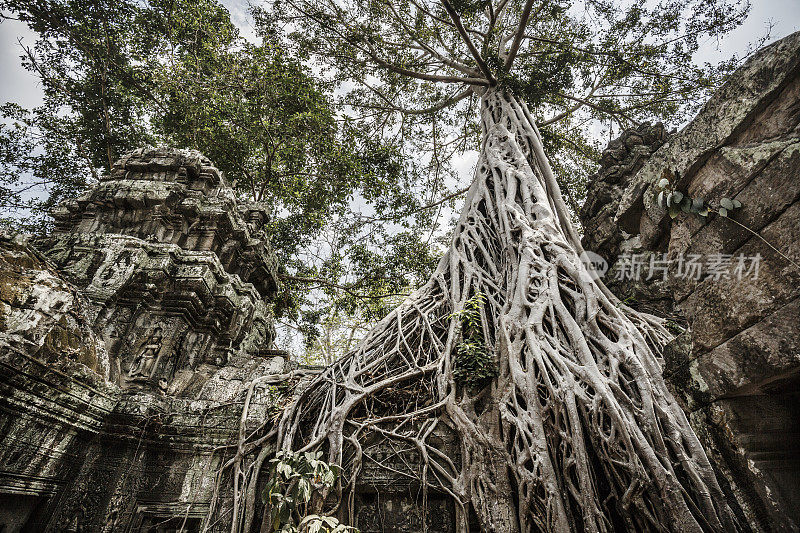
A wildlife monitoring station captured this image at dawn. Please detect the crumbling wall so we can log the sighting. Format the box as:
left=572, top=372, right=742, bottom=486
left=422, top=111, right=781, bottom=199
left=580, top=121, right=674, bottom=317
left=582, top=31, right=800, bottom=531
left=0, top=148, right=291, bottom=532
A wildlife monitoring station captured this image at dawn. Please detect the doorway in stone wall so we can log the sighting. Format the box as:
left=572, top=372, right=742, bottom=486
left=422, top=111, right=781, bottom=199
left=0, top=493, right=46, bottom=533
left=353, top=490, right=456, bottom=533
left=130, top=504, right=204, bottom=533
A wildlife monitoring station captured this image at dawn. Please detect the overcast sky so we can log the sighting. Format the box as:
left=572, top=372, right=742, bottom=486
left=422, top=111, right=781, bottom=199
left=2, top=1, right=799, bottom=113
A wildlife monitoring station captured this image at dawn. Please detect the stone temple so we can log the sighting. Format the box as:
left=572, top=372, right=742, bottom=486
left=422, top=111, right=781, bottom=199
left=1, top=30, right=800, bottom=533
left=0, top=148, right=293, bottom=530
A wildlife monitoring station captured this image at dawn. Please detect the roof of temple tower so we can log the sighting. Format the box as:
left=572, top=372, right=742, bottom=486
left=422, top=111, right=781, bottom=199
left=49, top=147, right=280, bottom=299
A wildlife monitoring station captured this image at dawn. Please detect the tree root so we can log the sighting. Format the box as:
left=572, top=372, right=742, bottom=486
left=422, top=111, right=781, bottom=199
left=219, top=88, right=740, bottom=533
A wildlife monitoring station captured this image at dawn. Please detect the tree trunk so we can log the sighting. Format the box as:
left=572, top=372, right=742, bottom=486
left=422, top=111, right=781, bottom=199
left=268, top=87, right=740, bottom=532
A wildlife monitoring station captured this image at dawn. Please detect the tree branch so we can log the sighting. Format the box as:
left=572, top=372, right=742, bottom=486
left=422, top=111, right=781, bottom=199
left=502, top=0, right=536, bottom=71
left=281, top=275, right=409, bottom=300
left=288, top=0, right=489, bottom=86
left=440, top=0, right=496, bottom=85
left=383, top=0, right=479, bottom=77
left=355, top=185, right=470, bottom=225
left=357, top=85, right=473, bottom=116
left=555, top=92, right=640, bottom=127
left=540, top=82, right=600, bottom=126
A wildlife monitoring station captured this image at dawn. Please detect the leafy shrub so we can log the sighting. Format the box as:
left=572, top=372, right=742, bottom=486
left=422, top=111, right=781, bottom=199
left=451, top=293, right=498, bottom=386
left=263, top=451, right=357, bottom=533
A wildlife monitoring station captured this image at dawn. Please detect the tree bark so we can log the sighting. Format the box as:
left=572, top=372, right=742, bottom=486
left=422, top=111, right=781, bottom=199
left=254, top=87, right=741, bottom=533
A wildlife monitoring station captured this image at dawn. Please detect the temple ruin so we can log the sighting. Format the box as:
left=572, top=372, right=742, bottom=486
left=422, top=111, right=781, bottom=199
left=1, top=30, right=799, bottom=533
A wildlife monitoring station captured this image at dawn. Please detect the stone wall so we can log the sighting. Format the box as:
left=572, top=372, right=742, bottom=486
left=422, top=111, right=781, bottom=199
left=581, top=31, right=800, bottom=531
left=348, top=422, right=461, bottom=532
left=0, top=149, right=291, bottom=532
left=580, top=121, right=674, bottom=317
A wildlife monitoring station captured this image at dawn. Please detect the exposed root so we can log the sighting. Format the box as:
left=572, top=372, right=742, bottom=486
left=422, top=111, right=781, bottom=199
left=225, top=88, right=740, bottom=533
left=201, top=369, right=317, bottom=533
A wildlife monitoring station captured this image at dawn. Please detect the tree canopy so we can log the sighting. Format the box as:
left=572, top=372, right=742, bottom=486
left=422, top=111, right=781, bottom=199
left=0, top=0, right=756, bottom=356
left=274, top=0, right=752, bottom=210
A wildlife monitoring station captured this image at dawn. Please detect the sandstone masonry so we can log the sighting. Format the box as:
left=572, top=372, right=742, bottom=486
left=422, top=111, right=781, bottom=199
left=581, top=31, right=800, bottom=532
left=0, top=148, right=290, bottom=531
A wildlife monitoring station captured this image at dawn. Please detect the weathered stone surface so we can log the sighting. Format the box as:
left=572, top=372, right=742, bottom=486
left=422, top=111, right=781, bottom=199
left=688, top=398, right=800, bottom=533
left=676, top=297, right=800, bottom=403
left=49, top=147, right=280, bottom=299
left=0, top=148, right=295, bottom=532
left=579, top=122, right=676, bottom=317
left=348, top=421, right=461, bottom=531
left=581, top=31, right=800, bottom=531
left=35, top=147, right=282, bottom=395
left=581, top=121, right=671, bottom=262
left=0, top=233, right=109, bottom=377
left=616, top=30, right=800, bottom=248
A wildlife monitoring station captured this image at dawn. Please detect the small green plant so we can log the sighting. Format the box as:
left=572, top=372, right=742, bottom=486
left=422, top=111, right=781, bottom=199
left=664, top=319, right=684, bottom=335
left=617, top=294, right=638, bottom=308
left=450, top=293, right=498, bottom=386
left=654, top=170, right=741, bottom=220
left=263, top=451, right=356, bottom=533
left=654, top=170, right=799, bottom=271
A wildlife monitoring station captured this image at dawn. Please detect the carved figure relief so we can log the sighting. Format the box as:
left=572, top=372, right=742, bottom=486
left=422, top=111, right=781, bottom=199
left=127, top=325, right=163, bottom=380
left=100, top=251, right=132, bottom=285
left=89, top=249, right=137, bottom=293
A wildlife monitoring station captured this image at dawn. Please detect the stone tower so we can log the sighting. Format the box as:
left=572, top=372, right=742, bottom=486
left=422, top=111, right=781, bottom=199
left=0, top=148, right=291, bottom=531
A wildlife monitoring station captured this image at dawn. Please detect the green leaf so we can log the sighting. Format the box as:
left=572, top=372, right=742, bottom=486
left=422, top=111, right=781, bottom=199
left=672, top=191, right=683, bottom=204
left=278, top=462, right=293, bottom=478
left=732, top=199, right=742, bottom=209
left=720, top=197, right=734, bottom=210
left=297, top=478, right=311, bottom=503
left=668, top=204, right=681, bottom=219
left=301, top=515, right=326, bottom=533
left=657, top=191, right=664, bottom=208
left=718, top=207, right=728, bottom=217
left=658, top=178, right=670, bottom=189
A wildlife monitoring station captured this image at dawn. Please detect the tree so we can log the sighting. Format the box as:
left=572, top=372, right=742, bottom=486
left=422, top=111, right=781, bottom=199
left=0, top=0, right=159, bottom=229
left=1, top=0, right=439, bottom=344
left=0, top=103, right=91, bottom=230
left=148, top=4, right=378, bottom=261
left=2, top=0, right=157, bottom=171
left=276, top=0, right=751, bottom=213
left=218, top=0, right=751, bottom=531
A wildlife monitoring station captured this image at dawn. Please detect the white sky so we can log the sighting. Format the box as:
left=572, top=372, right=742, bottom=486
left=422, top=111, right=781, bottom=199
left=3, top=1, right=798, bottom=116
